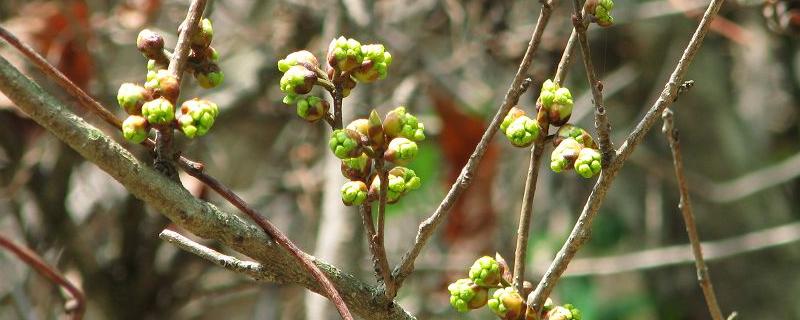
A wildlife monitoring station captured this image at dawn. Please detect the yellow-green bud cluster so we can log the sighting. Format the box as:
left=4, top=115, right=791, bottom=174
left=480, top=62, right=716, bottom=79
left=328, top=129, right=363, bottom=159
left=177, top=99, right=219, bottom=138
left=340, top=180, right=368, bottom=206
left=539, top=79, right=574, bottom=127
left=295, top=96, right=329, bottom=122
left=468, top=256, right=504, bottom=287
left=369, top=167, right=421, bottom=203
left=550, top=125, right=602, bottom=178
left=352, top=44, right=393, bottom=83
left=383, top=138, right=418, bottom=165
left=447, top=279, right=489, bottom=313
left=487, top=287, right=527, bottom=320
left=383, top=106, right=425, bottom=141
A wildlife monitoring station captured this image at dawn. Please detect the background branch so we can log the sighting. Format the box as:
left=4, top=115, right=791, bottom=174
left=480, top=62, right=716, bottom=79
left=662, top=108, right=724, bottom=320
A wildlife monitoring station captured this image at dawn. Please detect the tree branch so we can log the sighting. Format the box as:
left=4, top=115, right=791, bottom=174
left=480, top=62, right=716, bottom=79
left=572, top=0, right=615, bottom=164
left=159, top=229, right=268, bottom=279
left=0, top=234, right=85, bottom=320
left=662, top=109, right=724, bottom=320
left=392, top=0, right=555, bottom=290
left=528, top=0, right=726, bottom=312
left=0, top=54, right=392, bottom=320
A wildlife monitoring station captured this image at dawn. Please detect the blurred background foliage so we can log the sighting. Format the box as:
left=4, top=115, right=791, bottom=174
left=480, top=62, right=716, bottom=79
left=1, top=0, right=799, bottom=319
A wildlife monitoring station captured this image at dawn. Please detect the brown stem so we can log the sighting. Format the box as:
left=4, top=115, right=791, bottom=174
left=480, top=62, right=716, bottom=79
left=553, top=30, right=578, bottom=86
left=527, top=0, right=726, bottom=312
left=572, top=0, right=615, bottom=165
left=0, top=235, right=85, bottom=320
left=375, top=160, right=396, bottom=298
left=392, top=0, right=555, bottom=291
left=512, top=115, right=550, bottom=295
left=662, top=109, right=724, bottom=320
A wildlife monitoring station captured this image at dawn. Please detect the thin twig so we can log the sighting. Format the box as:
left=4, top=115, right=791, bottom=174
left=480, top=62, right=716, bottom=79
left=375, top=160, right=395, bottom=298
left=0, top=16, right=354, bottom=320
left=572, top=0, right=615, bottom=164
left=662, top=109, right=724, bottom=320
left=528, top=0, right=726, bottom=312
left=554, top=30, right=578, bottom=86
left=358, top=202, right=391, bottom=291
left=159, top=229, right=266, bottom=279
left=392, top=0, right=554, bottom=290
left=0, top=235, right=85, bottom=320
left=512, top=106, right=551, bottom=294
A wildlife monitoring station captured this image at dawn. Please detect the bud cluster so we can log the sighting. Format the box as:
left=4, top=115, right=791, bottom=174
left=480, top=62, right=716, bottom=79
left=585, top=0, right=615, bottom=27
left=538, top=79, right=574, bottom=127
left=550, top=125, right=602, bottom=178
left=118, top=21, right=223, bottom=143
left=446, top=255, right=509, bottom=314
left=334, top=107, right=425, bottom=206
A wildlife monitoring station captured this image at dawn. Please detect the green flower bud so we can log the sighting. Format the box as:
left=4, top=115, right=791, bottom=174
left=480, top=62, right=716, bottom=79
left=280, top=65, right=317, bottom=96
left=295, top=96, right=329, bottom=122
left=487, top=287, right=525, bottom=320
left=500, top=107, right=526, bottom=134
left=383, top=106, right=425, bottom=141
left=545, top=304, right=582, bottom=320
left=328, top=129, right=364, bottom=159
left=144, top=69, right=180, bottom=102
left=117, top=83, right=150, bottom=115
left=468, top=256, right=504, bottom=287
left=368, top=167, right=421, bottom=204
left=136, top=29, right=164, bottom=60
left=326, top=36, right=364, bottom=73
left=504, top=115, right=541, bottom=148
left=586, top=0, right=614, bottom=27
left=177, top=99, right=219, bottom=138
left=554, top=124, right=597, bottom=148
left=141, top=97, right=175, bottom=125
left=194, top=63, right=224, bottom=89
left=538, top=79, right=573, bottom=126
left=340, top=180, right=368, bottom=206
left=341, top=153, right=372, bottom=181
left=384, top=137, right=418, bottom=165
left=191, top=18, right=214, bottom=48
left=147, top=59, right=167, bottom=73
left=352, top=44, right=392, bottom=83
left=551, top=138, right=583, bottom=173
left=447, top=279, right=489, bottom=313
left=278, top=50, right=320, bottom=73
left=122, top=115, right=149, bottom=144
left=575, top=148, right=601, bottom=178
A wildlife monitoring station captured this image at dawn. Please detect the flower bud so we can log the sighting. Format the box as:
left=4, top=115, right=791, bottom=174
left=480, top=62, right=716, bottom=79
left=136, top=29, right=165, bottom=60
left=384, top=137, right=418, bottom=165
left=368, top=167, right=421, bottom=204
left=141, top=97, right=175, bottom=125
left=538, top=79, right=573, bottom=126
left=383, top=106, right=425, bottom=141
left=500, top=107, right=526, bottom=134
left=117, top=83, right=150, bottom=115
left=341, top=153, right=372, bottom=181
left=488, top=287, right=525, bottom=320
left=340, top=180, right=368, bottom=206
left=194, top=63, right=224, bottom=89
left=144, top=69, right=180, bottom=102
left=585, top=0, right=614, bottom=27
left=278, top=50, right=320, bottom=73
left=327, top=36, right=363, bottom=73
left=468, top=256, right=504, bottom=287
left=447, top=279, right=489, bottom=313
left=122, top=115, right=149, bottom=143
left=554, top=124, right=597, bottom=148
left=504, top=115, right=541, bottom=148
left=295, top=96, right=329, bottom=122
left=352, top=44, right=392, bottom=83
left=280, top=65, right=317, bottom=97
left=346, top=116, right=384, bottom=147
left=550, top=138, right=583, bottom=173
left=328, top=129, right=364, bottom=159
left=177, top=99, right=219, bottom=138
left=191, top=18, right=214, bottom=48
left=545, top=304, right=582, bottom=320
left=575, top=148, right=601, bottom=178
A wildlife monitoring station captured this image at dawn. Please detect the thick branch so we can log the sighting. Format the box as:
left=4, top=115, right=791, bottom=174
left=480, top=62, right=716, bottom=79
left=392, top=0, right=554, bottom=290
left=662, top=109, right=724, bottom=320
left=528, top=0, right=726, bottom=312
left=0, top=234, right=85, bottom=320
left=0, top=54, right=409, bottom=320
